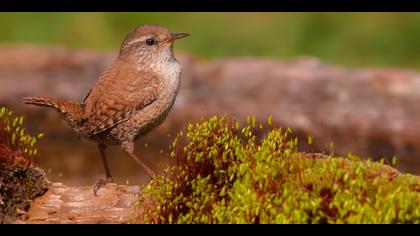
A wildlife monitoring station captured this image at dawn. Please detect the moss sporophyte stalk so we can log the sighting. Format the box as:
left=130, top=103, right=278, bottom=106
left=0, top=106, right=48, bottom=223
left=137, top=115, right=420, bottom=224
left=0, top=107, right=43, bottom=166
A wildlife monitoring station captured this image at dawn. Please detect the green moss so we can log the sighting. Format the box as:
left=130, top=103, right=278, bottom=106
left=0, top=106, right=43, bottom=165
left=0, top=106, right=48, bottom=223
left=137, top=115, right=420, bottom=224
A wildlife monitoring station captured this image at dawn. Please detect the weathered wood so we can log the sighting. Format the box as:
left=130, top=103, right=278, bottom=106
left=14, top=182, right=140, bottom=224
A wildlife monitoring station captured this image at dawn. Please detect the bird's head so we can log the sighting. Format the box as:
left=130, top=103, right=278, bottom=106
left=119, top=24, right=189, bottom=65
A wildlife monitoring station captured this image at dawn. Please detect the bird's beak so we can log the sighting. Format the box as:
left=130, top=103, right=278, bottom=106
left=169, top=33, right=190, bottom=42
left=159, top=33, right=189, bottom=48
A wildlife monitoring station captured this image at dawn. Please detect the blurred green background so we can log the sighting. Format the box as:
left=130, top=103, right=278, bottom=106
left=1, top=12, right=420, bottom=68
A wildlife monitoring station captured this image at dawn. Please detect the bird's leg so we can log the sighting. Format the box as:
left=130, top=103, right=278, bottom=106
left=122, top=141, right=156, bottom=178
left=99, top=144, right=113, bottom=181
left=93, top=144, right=114, bottom=196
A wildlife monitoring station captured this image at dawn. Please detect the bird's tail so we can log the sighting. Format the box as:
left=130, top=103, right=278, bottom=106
left=23, top=96, right=85, bottom=131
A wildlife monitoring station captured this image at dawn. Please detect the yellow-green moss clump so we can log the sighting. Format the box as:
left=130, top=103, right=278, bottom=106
left=0, top=107, right=48, bottom=223
left=137, top=116, right=420, bottom=224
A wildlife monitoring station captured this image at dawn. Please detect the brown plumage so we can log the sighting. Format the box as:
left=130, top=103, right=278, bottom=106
left=22, top=97, right=85, bottom=133
left=23, top=24, right=189, bottom=196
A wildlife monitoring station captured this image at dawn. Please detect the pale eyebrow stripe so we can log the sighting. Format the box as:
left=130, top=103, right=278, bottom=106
left=123, top=36, right=148, bottom=49
left=124, top=38, right=143, bottom=47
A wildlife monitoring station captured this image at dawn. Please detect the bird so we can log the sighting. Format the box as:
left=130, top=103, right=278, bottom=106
left=23, top=24, right=189, bottom=196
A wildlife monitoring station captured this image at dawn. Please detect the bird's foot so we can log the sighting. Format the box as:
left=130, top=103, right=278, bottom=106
left=93, top=177, right=113, bottom=197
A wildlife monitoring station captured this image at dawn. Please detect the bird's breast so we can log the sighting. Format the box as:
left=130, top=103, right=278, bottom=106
left=161, top=59, right=182, bottom=86
left=156, top=59, right=181, bottom=100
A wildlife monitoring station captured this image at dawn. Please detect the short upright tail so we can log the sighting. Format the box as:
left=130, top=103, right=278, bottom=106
left=23, top=96, right=85, bottom=131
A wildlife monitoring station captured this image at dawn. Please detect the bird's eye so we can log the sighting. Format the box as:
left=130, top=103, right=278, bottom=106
left=146, top=38, right=155, bottom=46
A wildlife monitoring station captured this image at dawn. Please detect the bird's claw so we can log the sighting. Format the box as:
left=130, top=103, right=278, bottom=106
left=93, top=177, right=113, bottom=197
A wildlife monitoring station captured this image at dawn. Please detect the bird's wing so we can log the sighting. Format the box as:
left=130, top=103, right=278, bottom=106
left=85, top=62, right=161, bottom=137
